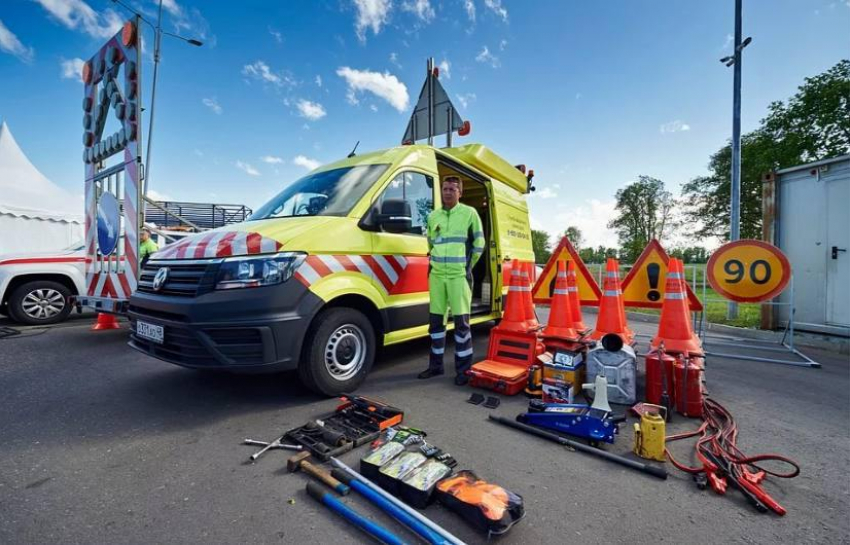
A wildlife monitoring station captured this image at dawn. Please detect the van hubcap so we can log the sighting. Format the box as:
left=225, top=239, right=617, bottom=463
left=22, top=289, right=65, bottom=320
left=324, top=324, right=366, bottom=381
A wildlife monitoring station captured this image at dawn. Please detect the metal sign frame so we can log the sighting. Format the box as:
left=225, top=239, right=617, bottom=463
left=79, top=17, right=143, bottom=313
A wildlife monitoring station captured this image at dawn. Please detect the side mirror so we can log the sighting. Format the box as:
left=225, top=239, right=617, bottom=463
left=377, top=199, right=412, bottom=234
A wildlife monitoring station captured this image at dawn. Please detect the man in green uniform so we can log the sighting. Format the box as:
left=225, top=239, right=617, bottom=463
left=139, top=227, right=159, bottom=266
left=418, top=175, right=486, bottom=386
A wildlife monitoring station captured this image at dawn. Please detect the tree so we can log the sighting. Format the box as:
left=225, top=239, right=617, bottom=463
left=531, top=230, right=552, bottom=264
left=608, top=176, right=675, bottom=263
left=682, top=60, right=850, bottom=240
left=564, top=226, right=583, bottom=249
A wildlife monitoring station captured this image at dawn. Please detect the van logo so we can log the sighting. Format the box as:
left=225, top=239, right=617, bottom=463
left=153, top=267, right=169, bottom=291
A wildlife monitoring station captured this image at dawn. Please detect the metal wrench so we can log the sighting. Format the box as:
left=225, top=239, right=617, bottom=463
left=243, top=437, right=303, bottom=461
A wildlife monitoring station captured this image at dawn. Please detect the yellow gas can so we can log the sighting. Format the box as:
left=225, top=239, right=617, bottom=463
left=633, top=404, right=667, bottom=462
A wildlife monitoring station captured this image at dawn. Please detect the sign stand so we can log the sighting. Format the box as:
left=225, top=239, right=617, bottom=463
left=697, top=275, right=820, bottom=368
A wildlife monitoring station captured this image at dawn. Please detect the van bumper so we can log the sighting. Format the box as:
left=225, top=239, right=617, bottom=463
left=128, top=279, right=324, bottom=373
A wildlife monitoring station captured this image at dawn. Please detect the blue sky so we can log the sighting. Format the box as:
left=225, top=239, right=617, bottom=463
left=1, top=0, right=848, bottom=248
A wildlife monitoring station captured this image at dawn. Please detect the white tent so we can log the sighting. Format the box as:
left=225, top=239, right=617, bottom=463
left=0, top=121, right=84, bottom=254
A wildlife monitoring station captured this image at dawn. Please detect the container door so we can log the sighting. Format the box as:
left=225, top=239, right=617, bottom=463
left=826, top=177, right=849, bottom=326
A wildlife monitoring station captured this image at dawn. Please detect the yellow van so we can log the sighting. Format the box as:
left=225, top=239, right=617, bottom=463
left=128, top=143, right=534, bottom=394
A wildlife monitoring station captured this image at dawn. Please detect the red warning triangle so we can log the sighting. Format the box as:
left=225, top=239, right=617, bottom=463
left=532, top=237, right=602, bottom=306
left=620, top=239, right=703, bottom=311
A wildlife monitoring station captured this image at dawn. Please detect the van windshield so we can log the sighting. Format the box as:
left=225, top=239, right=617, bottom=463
left=249, top=164, right=390, bottom=220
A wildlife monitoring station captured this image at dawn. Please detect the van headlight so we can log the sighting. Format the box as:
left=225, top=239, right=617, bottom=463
left=215, top=252, right=306, bottom=290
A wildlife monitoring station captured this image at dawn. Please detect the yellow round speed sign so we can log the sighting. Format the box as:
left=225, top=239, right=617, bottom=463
left=707, top=240, right=791, bottom=303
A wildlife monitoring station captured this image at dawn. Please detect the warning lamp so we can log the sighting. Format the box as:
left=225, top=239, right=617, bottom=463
left=458, top=120, right=471, bottom=136
left=122, top=21, right=136, bottom=47
left=433, top=67, right=439, bottom=78
left=402, top=140, right=414, bottom=146
left=515, top=164, right=526, bottom=174
left=82, top=62, right=93, bottom=85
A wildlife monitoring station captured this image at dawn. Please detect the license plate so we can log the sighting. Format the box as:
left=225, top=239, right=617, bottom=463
left=136, top=320, right=164, bottom=344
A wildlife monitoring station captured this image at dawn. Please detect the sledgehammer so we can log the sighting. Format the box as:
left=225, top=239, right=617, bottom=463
left=287, top=451, right=350, bottom=495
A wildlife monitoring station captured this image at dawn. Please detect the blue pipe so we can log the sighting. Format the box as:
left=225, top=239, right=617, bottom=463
left=306, top=482, right=408, bottom=545
left=333, top=469, right=449, bottom=545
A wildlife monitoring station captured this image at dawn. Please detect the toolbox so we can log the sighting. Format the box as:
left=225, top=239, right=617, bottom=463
left=284, top=396, right=404, bottom=461
left=469, top=360, right=529, bottom=395
left=469, top=329, right=539, bottom=395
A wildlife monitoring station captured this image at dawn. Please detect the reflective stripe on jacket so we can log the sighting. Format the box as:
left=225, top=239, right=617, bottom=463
left=427, top=203, right=485, bottom=278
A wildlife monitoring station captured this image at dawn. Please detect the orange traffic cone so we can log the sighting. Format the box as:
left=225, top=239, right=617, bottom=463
left=92, top=312, right=120, bottom=331
left=590, top=258, right=634, bottom=344
left=651, top=258, right=703, bottom=354
left=566, top=260, right=589, bottom=334
left=542, top=260, right=579, bottom=341
left=520, top=261, right=540, bottom=331
left=498, top=260, right=529, bottom=332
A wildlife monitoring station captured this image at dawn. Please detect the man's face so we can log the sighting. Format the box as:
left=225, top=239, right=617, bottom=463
left=140, top=231, right=149, bottom=242
left=441, top=180, right=461, bottom=208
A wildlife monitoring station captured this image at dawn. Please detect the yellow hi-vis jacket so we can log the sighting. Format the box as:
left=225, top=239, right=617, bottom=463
left=427, top=203, right=486, bottom=278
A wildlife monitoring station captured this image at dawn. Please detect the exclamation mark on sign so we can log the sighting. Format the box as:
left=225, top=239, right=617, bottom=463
left=647, top=263, right=661, bottom=301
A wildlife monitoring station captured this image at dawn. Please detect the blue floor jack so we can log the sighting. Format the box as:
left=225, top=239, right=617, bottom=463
left=516, top=375, right=621, bottom=445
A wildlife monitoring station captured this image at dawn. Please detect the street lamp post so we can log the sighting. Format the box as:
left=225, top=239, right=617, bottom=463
left=720, top=0, right=751, bottom=320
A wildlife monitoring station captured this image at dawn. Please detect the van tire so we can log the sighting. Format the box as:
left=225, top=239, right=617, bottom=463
left=299, top=307, right=375, bottom=396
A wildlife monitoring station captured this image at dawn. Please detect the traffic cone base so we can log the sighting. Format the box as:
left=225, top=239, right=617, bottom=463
left=92, top=312, right=120, bottom=331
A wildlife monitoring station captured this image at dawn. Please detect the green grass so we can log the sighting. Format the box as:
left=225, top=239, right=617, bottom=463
left=583, top=263, right=762, bottom=329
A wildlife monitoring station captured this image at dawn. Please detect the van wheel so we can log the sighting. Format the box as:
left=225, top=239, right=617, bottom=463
left=8, top=281, right=72, bottom=325
left=299, top=307, right=375, bottom=396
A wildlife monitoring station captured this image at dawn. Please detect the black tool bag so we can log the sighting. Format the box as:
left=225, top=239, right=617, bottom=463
left=435, top=470, right=525, bottom=536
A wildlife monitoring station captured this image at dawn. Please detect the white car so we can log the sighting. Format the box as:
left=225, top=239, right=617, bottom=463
left=0, top=243, right=86, bottom=325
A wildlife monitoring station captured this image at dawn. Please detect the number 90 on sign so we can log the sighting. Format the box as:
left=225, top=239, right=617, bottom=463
left=707, top=240, right=791, bottom=303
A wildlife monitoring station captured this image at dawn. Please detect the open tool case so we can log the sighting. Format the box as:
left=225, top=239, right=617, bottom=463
left=284, top=396, right=404, bottom=461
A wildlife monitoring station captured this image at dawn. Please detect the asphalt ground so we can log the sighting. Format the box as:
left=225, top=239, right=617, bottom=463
left=0, top=310, right=848, bottom=544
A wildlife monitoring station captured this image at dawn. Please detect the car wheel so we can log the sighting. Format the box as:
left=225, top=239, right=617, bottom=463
left=8, top=281, right=72, bottom=326
left=299, top=307, right=375, bottom=396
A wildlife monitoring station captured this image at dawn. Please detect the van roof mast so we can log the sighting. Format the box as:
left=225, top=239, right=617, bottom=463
left=402, top=58, right=469, bottom=148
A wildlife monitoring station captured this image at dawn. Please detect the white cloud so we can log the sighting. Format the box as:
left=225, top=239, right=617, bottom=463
left=499, top=39, right=508, bottom=50
left=0, top=19, right=35, bottom=63
left=60, top=57, right=85, bottom=81
left=475, top=46, right=500, bottom=68
left=456, top=92, right=476, bottom=109
left=532, top=198, right=619, bottom=249
left=438, top=59, right=451, bottom=79
left=148, top=188, right=172, bottom=201
left=722, top=33, right=733, bottom=50
left=401, top=0, right=435, bottom=22
left=370, top=104, right=379, bottom=112
left=389, top=52, right=401, bottom=68
left=484, top=0, right=508, bottom=22
left=235, top=160, right=260, bottom=176
left=534, top=187, right=558, bottom=199
left=296, top=99, right=327, bottom=120
left=293, top=155, right=321, bottom=170
left=34, top=0, right=123, bottom=39
left=660, top=120, right=691, bottom=134
left=464, top=0, right=476, bottom=22
left=337, top=66, right=409, bottom=112
left=161, top=0, right=182, bottom=17
left=269, top=27, right=283, bottom=43
left=261, top=155, right=284, bottom=164
left=201, top=97, right=222, bottom=114
left=315, top=75, right=322, bottom=87
left=242, top=60, right=295, bottom=88
left=353, top=0, right=392, bottom=42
